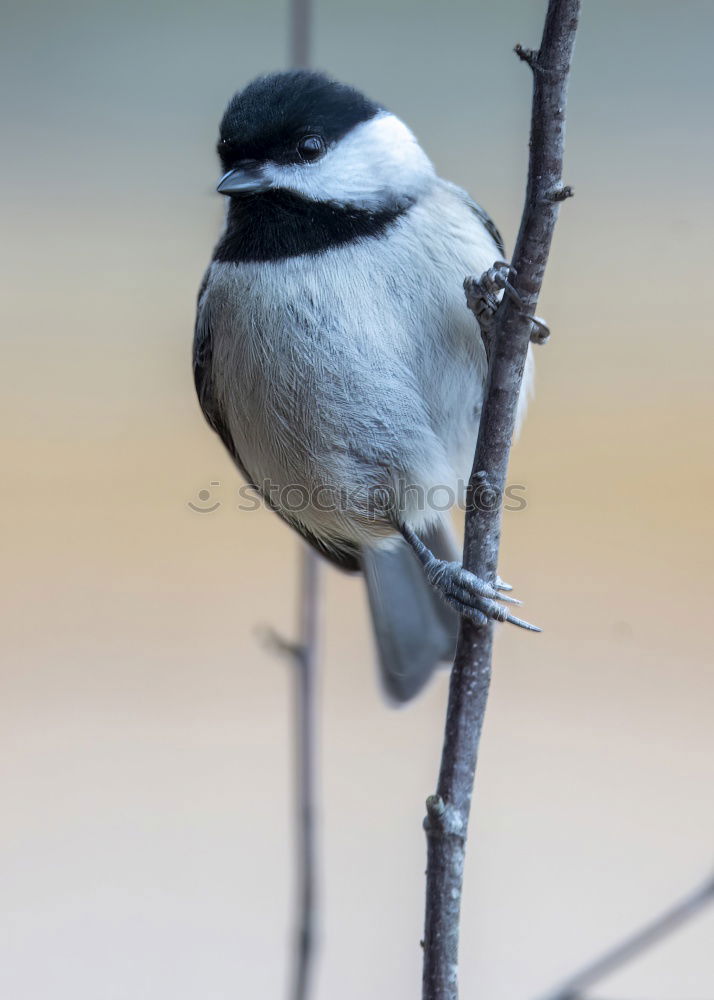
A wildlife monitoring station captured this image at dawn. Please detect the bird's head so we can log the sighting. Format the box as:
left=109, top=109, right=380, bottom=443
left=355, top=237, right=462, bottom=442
left=215, top=71, right=435, bottom=214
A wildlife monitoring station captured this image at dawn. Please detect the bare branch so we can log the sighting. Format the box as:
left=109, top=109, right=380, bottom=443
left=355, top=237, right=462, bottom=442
left=289, top=0, right=311, bottom=68
left=290, top=546, right=321, bottom=1000
left=537, top=872, right=714, bottom=1000
left=421, top=3, right=581, bottom=998
left=257, top=547, right=321, bottom=1000
left=284, top=4, right=320, bottom=995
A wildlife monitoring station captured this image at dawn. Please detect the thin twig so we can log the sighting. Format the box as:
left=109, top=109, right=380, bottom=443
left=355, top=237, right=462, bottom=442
left=286, top=1, right=319, bottom=993
left=536, top=873, right=714, bottom=1000
left=290, top=546, right=321, bottom=1000
left=290, top=0, right=311, bottom=68
left=421, top=3, right=581, bottom=998
left=257, top=546, right=321, bottom=1000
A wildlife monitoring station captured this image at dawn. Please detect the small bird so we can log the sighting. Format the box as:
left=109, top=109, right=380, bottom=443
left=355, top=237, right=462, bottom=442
left=194, top=71, right=534, bottom=701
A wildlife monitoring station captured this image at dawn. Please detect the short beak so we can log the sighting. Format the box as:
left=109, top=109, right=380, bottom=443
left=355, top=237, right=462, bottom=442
left=216, top=167, right=273, bottom=196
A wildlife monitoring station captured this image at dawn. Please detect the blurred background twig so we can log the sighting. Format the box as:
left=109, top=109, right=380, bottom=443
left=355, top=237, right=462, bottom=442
left=537, top=871, right=714, bottom=1000
left=261, top=548, right=321, bottom=1000
left=290, top=546, right=320, bottom=1000
left=287, top=4, right=320, bottom=996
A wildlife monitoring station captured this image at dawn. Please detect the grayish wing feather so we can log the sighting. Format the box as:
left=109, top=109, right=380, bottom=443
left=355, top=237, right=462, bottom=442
left=193, top=271, right=362, bottom=573
left=470, top=203, right=506, bottom=258
left=193, top=271, right=252, bottom=479
left=446, top=183, right=506, bottom=258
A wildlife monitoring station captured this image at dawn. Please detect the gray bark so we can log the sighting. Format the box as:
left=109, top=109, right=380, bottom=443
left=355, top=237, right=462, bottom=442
left=421, top=3, right=581, bottom=997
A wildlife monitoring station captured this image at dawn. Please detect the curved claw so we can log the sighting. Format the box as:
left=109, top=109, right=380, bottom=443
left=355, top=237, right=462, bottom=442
left=490, top=262, right=523, bottom=307
left=398, top=522, right=538, bottom=634
left=464, top=591, right=541, bottom=632
left=493, top=260, right=517, bottom=278
left=502, top=282, right=524, bottom=308
left=452, top=588, right=539, bottom=632
left=505, top=612, right=542, bottom=632
left=454, top=569, right=522, bottom=605
left=449, top=583, right=517, bottom=616
left=529, top=315, right=551, bottom=345
left=494, top=593, right=522, bottom=606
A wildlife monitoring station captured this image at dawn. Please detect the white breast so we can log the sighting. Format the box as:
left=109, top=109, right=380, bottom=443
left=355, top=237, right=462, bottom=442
left=204, top=180, right=532, bottom=544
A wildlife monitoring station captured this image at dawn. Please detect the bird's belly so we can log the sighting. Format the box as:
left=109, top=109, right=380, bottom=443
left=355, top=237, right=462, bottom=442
left=225, top=346, right=482, bottom=544
left=208, top=245, right=488, bottom=541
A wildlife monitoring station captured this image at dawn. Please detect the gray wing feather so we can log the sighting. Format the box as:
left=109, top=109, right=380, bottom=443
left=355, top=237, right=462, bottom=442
left=467, top=200, right=505, bottom=257
left=193, top=272, right=361, bottom=573
left=193, top=272, right=253, bottom=480
left=444, top=182, right=506, bottom=257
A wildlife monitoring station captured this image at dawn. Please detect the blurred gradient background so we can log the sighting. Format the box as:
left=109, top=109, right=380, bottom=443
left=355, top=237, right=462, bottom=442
left=1, top=0, right=713, bottom=997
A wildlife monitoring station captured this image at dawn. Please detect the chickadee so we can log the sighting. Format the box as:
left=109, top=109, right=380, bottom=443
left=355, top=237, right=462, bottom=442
left=194, top=71, right=534, bottom=701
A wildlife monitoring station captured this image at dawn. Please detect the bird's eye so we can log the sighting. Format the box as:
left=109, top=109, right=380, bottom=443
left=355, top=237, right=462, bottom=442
left=297, top=134, right=325, bottom=162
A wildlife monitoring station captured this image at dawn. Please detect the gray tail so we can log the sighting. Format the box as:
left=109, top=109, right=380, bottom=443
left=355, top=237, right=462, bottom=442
left=362, top=520, right=459, bottom=703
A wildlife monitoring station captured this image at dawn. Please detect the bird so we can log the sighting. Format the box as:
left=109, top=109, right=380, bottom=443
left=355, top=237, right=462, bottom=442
left=194, top=70, right=535, bottom=702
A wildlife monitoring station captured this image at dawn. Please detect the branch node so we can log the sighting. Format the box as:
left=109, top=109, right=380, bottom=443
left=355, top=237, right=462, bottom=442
left=548, top=183, right=575, bottom=202
left=257, top=624, right=302, bottom=662
left=424, top=795, right=467, bottom=839
left=514, top=43, right=539, bottom=69
left=426, top=794, right=445, bottom=818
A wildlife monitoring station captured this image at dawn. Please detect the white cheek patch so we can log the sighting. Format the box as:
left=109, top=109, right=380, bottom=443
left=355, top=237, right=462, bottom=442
left=265, top=112, right=435, bottom=210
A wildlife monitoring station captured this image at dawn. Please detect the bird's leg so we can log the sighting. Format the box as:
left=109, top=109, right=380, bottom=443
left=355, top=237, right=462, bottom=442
left=399, top=523, right=540, bottom=632
left=464, top=261, right=551, bottom=352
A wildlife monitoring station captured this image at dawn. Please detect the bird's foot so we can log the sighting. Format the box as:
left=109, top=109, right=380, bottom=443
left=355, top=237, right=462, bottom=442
left=424, top=558, right=541, bottom=631
left=464, top=260, right=520, bottom=340
left=399, top=524, right=540, bottom=631
left=464, top=262, right=551, bottom=350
